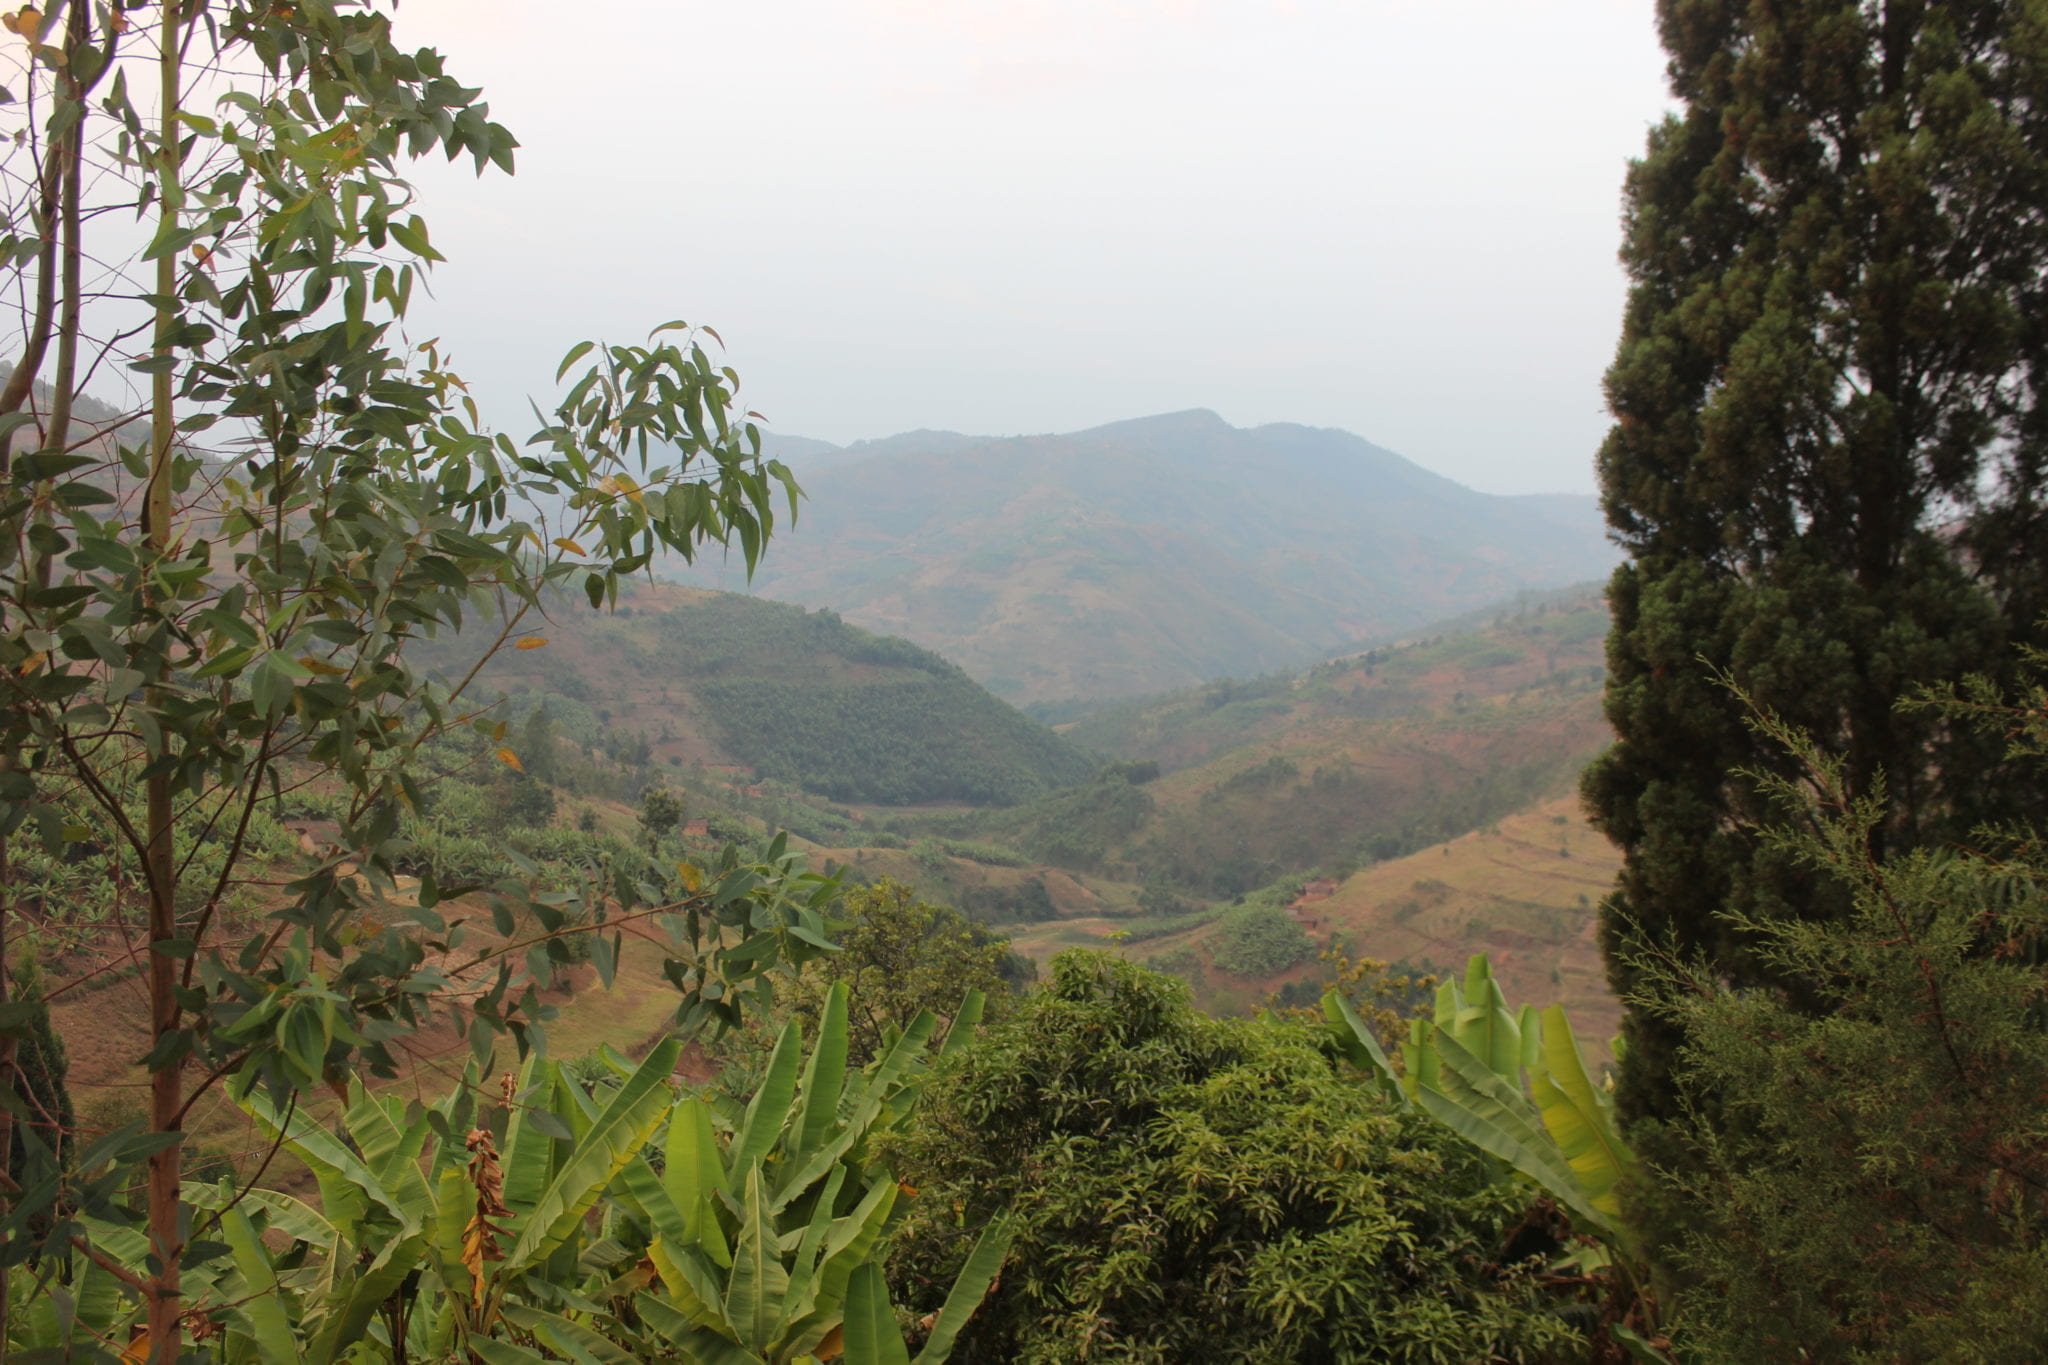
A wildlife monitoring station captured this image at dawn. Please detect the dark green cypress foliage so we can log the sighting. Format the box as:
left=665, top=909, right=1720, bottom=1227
left=5, top=956, right=73, bottom=1202
left=1586, top=1, right=2048, bottom=1163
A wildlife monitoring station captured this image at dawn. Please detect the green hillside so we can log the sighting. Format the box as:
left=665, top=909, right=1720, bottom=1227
left=448, top=584, right=1095, bottom=806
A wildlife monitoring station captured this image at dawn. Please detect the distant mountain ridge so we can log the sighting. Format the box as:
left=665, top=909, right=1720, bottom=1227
left=699, top=409, right=1617, bottom=704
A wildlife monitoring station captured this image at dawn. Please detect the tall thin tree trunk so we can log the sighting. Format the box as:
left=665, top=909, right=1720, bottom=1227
left=144, top=1, right=185, bottom=1357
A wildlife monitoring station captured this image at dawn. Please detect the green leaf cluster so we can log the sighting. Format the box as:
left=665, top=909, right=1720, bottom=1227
left=1207, top=903, right=1316, bottom=977
left=783, top=879, right=1022, bottom=1063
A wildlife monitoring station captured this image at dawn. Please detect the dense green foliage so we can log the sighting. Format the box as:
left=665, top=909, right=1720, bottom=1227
left=1, top=959, right=68, bottom=1208
left=787, top=879, right=1029, bottom=1060
left=4, top=994, right=1006, bottom=1363
left=1207, top=904, right=1315, bottom=977
left=1647, top=712, right=2048, bottom=1362
left=653, top=595, right=1093, bottom=803
left=884, top=953, right=1581, bottom=1364
left=1584, top=0, right=2048, bottom=1141
left=654, top=597, right=1056, bottom=803
left=639, top=784, right=685, bottom=841
left=1004, top=768, right=1157, bottom=871
left=951, top=875, right=1057, bottom=924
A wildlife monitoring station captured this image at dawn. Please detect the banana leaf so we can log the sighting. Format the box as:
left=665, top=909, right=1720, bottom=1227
left=772, top=1164, right=850, bottom=1350
left=734, top=1023, right=803, bottom=1172
left=1321, top=987, right=1404, bottom=1105
left=1450, top=956, right=1522, bottom=1079
left=911, top=1218, right=1015, bottom=1365
left=937, top=989, right=986, bottom=1058
left=504, top=1035, right=683, bottom=1270
left=221, top=1202, right=303, bottom=1365
left=1421, top=1031, right=1612, bottom=1233
left=637, top=1293, right=768, bottom=1365
left=304, top=1229, right=434, bottom=1363
left=499, top=1052, right=559, bottom=1216
left=1531, top=1003, right=1634, bottom=1220
left=841, top=1262, right=912, bottom=1365
left=724, top=1164, right=793, bottom=1349
left=500, top=1302, right=642, bottom=1365
left=792, top=983, right=852, bottom=1157
left=649, top=1234, right=733, bottom=1334
left=243, top=1087, right=407, bottom=1234
left=666, top=1093, right=731, bottom=1228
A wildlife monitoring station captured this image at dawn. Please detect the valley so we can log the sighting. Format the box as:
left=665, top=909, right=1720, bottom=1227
left=437, top=577, right=1621, bottom=1023
left=41, top=575, right=1628, bottom=1166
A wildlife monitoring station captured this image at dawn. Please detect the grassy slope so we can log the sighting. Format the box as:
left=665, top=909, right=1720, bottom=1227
left=1061, top=591, right=1609, bottom=770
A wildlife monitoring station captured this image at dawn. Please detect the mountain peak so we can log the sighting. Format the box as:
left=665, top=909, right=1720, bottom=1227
left=1079, top=408, right=1232, bottom=439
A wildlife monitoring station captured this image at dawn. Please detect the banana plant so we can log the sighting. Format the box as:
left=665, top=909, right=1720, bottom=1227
left=1326, top=954, right=1631, bottom=1237
left=1325, top=955, right=1675, bottom=1361
left=606, top=981, right=1013, bottom=1364
left=197, top=1035, right=685, bottom=1362
left=167, top=983, right=1006, bottom=1364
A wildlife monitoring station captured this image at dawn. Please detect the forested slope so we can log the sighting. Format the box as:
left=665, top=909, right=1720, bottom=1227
left=437, top=584, right=1095, bottom=806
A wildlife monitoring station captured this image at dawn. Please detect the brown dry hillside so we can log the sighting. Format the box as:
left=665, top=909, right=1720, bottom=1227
left=1007, top=794, right=1623, bottom=1037
left=1298, top=794, right=1623, bottom=1044
left=50, top=880, right=717, bottom=1195
left=1059, top=587, right=1609, bottom=773
left=1129, top=694, right=1608, bottom=894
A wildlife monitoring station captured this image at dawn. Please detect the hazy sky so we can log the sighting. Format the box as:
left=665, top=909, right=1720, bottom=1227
left=396, top=1, right=1673, bottom=496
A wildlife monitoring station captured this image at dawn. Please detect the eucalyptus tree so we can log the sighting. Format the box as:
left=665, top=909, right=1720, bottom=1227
left=0, top=2, right=818, bottom=1356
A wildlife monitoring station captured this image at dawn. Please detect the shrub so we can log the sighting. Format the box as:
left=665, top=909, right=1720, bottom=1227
left=884, top=954, right=1580, bottom=1363
left=1209, top=904, right=1314, bottom=976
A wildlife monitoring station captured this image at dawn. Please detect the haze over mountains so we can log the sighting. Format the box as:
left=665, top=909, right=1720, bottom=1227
left=675, top=410, right=1618, bottom=704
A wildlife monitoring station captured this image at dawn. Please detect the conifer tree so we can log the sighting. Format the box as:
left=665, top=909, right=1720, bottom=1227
left=2, top=957, right=70, bottom=1205
left=1585, top=3, right=2048, bottom=1134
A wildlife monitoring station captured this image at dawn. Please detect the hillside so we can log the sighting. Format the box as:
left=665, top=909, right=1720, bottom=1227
left=1002, top=794, right=1621, bottom=1035
left=433, top=583, right=1095, bottom=806
left=676, top=410, right=1618, bottom=704
left=912, top=590, right=1612, bottom=897
left=1060, top=587, right=1610, bottom=771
